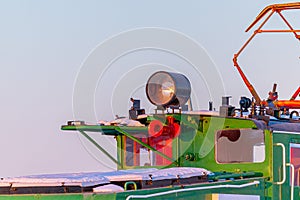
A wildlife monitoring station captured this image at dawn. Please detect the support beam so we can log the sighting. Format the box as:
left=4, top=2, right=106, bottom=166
left=79, top=130, right=121, bottom=167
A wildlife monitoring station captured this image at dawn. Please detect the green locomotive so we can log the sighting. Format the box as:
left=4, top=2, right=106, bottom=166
left=1, top=2, right=300, bottom=200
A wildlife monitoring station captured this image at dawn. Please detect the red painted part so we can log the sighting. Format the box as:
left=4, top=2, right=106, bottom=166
left=134, top=141, right=140, bottom=166
left=290, top=147, right=300, bottom=185
left=246, top=3, right=300, bottom=32
left=148, top=117, right=181, bottom=165
left=148, top=120, right=163, bottom=137
left=165, top=116, right=181, bottom=138
left=291, top=87, right=300, bottom=100
left=166, top=116, right=175, bottom=124
left=148, top=116, right=180, bottom=140
left=156, top=143, right=172, bottom=166
left=171, top=123, right=181, bottom=138
left=276, top=100, right=300, bottom=109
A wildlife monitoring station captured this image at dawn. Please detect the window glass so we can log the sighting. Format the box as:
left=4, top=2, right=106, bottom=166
left=216, top=129, right=265, bottom=163
left=290, top=143, right=300, bottom=186
left=125, top=137, right=172, bottom=167
left=139, top=148, right=153, bottom=166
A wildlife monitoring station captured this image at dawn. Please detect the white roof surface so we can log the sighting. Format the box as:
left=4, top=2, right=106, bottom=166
left=93, top=184, right=124, bottom=193
left=0, top=167, right=211, bottom=188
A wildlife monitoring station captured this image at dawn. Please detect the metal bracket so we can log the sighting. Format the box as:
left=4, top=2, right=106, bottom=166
left=79, top=130, right=121, bottom=167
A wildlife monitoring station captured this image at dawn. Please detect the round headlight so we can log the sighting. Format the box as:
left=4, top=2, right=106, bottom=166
left=146, top=71, right=191, bottom=108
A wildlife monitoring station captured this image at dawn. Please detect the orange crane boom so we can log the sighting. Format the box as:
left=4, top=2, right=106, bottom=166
left=233, top=2, right=300, bottom=109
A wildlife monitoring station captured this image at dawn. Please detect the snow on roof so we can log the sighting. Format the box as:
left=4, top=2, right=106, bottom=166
left=101, top=168, right=158, bottom=182
left=145, top=167, right=211, bottom=181
left=270, top=121, right=300, bottom=133
left=0, top=167, right=211, bottom=188
left=93, top=184, right=124, bottom=193
left=98, top=118, right=145, bottom=127
left=0, top=172, right=110, bottom=187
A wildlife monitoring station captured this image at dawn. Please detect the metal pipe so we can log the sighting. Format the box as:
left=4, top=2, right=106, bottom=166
left=257, top=30, right=300, bottom=33
left=286, top=163, right=294, bottom=200
left=125, top=181, right=260, bottom=200
left=290, top=87, right=300, bottom=100
left=278, top=11, right=300, bottom=40
left=274, top=143, right=286, bottom=185
left=272, top=83, right=277, bottom=93
left=124, top=181, right=137, bottom=191
left=275, top=100, right=300, bottom=109
left=234, top=10, right=275, bottom=58
left=233, top=11, right=275, bottom=105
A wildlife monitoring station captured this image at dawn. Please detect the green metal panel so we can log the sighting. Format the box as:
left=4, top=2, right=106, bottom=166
left=0, top=178, right=266, bottom=199
left=61, top=125, right=147, bottom=136
left=62, top=114, right=274, bottom=177
left=177, top=115, right=272, bottom=177
left=113, top=178, right=265, bottom=199
left=116, top=136, right=124, bottom=169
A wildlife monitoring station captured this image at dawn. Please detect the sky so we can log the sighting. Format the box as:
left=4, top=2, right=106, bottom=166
left=0, top=0, right=299, bottom=177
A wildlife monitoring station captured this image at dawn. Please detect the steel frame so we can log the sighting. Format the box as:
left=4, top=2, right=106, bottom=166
left=233, top=3, right=300, bottom=108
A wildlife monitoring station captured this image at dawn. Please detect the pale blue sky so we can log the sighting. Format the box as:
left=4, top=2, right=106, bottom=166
left=0, top=1, right=299, bottom=176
